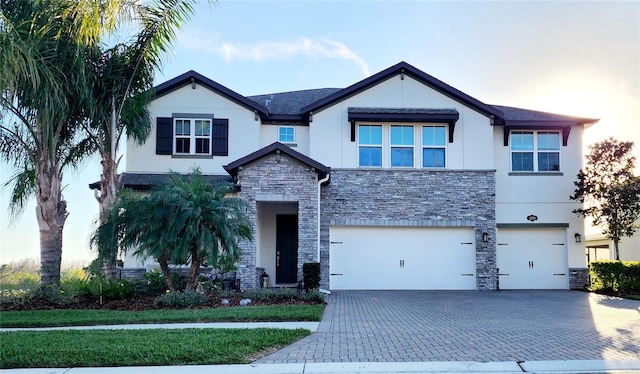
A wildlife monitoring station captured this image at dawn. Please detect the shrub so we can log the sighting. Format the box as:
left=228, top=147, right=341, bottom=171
left=303, top=262, right=321, bottom=291
left=154, top=291, right=208, bottom=308
left=87, top=278, right=135, bottom=300
left=241, top=288, right=324, bottom=304
left=590, top=260, right=640, bottom=293
left=300, top=289, right=325, bottom=303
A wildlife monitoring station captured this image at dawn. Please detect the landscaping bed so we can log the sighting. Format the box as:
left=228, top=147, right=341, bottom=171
left=0, top=293, right=316, bottom=312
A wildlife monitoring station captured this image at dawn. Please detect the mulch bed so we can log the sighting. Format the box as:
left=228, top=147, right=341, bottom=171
left=0, top=294, right=312, bottom=312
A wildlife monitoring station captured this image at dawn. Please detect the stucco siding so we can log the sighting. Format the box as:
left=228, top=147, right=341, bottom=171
left=308, top=74, right=494, bottom=170
left=127, top=83, right=261, bottom=174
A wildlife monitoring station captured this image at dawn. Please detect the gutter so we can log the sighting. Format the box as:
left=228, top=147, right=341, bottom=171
left=317, top=172, right=331, bottom=295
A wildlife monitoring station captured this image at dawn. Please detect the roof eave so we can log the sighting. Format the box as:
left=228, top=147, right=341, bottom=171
left=153, top=71, right=269, bottom=116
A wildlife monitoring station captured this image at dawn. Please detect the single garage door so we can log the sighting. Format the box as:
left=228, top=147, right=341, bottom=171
left=496, top=228, right=568, bottom=289
left=330, top=226, right=476, bottom=290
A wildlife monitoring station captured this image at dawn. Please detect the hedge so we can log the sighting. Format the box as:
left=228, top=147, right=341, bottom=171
left=590, top=260, right=640, bottom=293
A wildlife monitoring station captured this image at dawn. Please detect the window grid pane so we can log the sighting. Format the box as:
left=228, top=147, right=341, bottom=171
left=511, top=131, right=534, bottom=151
left=512, top=152, right=534, bottom=171
left=279, top=127, right=295, bottom=143
left=537, top=132, right=559, bottom=150
left=423, top=148, right=445, bottom=167
left=359, top=147, right=382, bottom=167
left=538, top=152, right=560, bottom=171
left=391, top=148, right=414, bottom=167
left=422, top=126, right=446, bottom=146
left=359, top=125, right=382, bottom=145
left=391, top=125, right=414, bottom=146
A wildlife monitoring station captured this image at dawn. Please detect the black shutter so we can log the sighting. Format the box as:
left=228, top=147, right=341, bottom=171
left=212, top=118, right=228, bottom=156
left=156, top=117, right=173, bottom=155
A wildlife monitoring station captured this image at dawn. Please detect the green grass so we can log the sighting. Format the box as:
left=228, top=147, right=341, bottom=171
left=626, top=294, right=640, bottom=301
left=0, top=328, right=310, bottom=368
left=0, top=304, right=324, bottom=328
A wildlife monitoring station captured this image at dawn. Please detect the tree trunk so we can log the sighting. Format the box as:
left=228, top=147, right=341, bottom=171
left=613, top=238, right=620, bottom=261
left=157, top=255, right=175, bottom=292
left=96, top=101, right=122, bottom=280
left=186, top=256, right=202, bottom=292
left=35, top=159, right=67, bottom=288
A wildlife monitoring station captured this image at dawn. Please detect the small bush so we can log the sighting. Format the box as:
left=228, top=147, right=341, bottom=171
left=154, top=291, right=207, bottom=308
left=87, top=278, right=135, bottom=300
left=300, top=289, right=325, bottom=303
left=303, top=262, right=321, bottom=291
left=241, top=288, right=324, bottom=304
left=590, top=260, right=640, bottom=293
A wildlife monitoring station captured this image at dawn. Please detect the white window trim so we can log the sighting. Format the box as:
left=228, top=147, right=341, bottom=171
left=278, top=126, right=296, bottom=144
left=173, top=118, right=212, bottom=156
left=510, top=130, right=561, bottom=172
left=357, top=123, right=448, bottom=169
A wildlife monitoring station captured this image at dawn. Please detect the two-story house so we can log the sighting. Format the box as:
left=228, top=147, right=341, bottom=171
left=109, top=61, right=598, bottom=291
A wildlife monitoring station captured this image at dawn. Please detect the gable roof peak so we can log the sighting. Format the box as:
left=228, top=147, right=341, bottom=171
left=300, top=61, right=503, bottom=120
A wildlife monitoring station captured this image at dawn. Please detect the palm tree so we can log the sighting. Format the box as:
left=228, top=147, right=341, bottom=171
left=93, top=168, right=253, bottom=292
left=0, top=0, right=96, bottom=287
left=1, top=0, right=207, bottom=287
left=84, top=0, right=205, bottom=278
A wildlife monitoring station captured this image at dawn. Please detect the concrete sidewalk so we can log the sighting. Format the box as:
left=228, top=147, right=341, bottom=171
left=2, top=360, right=640, bottom=373
left=1, top=321, right=319, bottom=332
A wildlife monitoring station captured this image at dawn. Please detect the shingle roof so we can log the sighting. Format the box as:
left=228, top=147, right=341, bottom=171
left=248, top=88, right=341, bottom=116
left=88, top=173, right=232, bottom=191
left=491, top=105, right=598, bottom=126
left=153, top=63, right=598, bottom=127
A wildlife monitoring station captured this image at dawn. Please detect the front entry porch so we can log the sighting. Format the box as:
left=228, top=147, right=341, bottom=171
left=257, top=202, right=300, bottom=286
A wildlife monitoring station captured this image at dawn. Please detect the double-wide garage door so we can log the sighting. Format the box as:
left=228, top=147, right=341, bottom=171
left=496, top=228, right=568, bottom=289
left=330, top=227, right=476, bottom=290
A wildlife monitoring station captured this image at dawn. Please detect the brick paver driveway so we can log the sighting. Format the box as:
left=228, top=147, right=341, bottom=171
left=256, top=290, right=640, bottom=363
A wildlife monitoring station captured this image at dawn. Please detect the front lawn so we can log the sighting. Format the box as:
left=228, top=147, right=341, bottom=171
left=0, top=328, right=310, bottom=368
left=0, top=304, right=324, bottom=328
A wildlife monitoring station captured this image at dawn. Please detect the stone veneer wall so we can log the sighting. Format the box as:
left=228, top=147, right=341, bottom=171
left=319, top=169, right=497, bottom=290
left=569, top=268, right=590, bottom=290
left=235, top=153, right=320, bottom=289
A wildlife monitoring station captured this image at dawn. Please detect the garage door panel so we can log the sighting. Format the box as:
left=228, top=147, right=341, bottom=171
left=497, top=228, right=568, bottom=289
left=330, top=227, right=476, bottom=290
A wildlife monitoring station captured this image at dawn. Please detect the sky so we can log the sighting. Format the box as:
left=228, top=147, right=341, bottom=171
left=1, top=0, right=639, bottom=264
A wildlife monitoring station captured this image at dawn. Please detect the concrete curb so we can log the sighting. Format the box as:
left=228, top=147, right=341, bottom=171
left=2, top=360, right=639, bottom=373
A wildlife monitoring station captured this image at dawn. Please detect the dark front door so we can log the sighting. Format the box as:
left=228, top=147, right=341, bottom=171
left=276, top=214, right=298, bottom=284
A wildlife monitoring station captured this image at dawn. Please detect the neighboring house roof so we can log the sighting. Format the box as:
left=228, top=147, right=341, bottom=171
left=88, top=173, right=232, bottom=191
left=224, top=142, right=330, bottom=181
left=153, top=70, right=269, bottom=116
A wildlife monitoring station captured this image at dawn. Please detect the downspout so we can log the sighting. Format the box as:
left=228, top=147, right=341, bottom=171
left=317, top=171, right=330, bottom=294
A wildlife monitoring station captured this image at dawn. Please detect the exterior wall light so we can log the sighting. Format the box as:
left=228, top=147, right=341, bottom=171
left=482, top=232, right=489, bottom=243
left=191, top=77, right=196, bottom=89
left=575, top=233, right=582, bottom=243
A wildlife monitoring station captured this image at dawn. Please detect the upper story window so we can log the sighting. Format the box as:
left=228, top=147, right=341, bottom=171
left=422, top=126, right=446, bottom=168
left=357, top=124, right=447, bottom=168
left=174, top=118, right=212, bottom=155
left=511, top=130, right=560, bottom=172
left=358, top=125, right=383, bottom=167
left=390, top=125, right=414, bottom=167
left=279, top=126, right=295, bottom=143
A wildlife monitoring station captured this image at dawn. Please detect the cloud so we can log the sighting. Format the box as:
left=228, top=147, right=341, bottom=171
left=179, top=31, right=370, bottom=76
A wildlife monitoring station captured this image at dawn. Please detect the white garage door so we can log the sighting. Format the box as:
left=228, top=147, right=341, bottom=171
left=496, top=228, right=568, bottom=289
left=329, top=226, right=476, bottom=290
